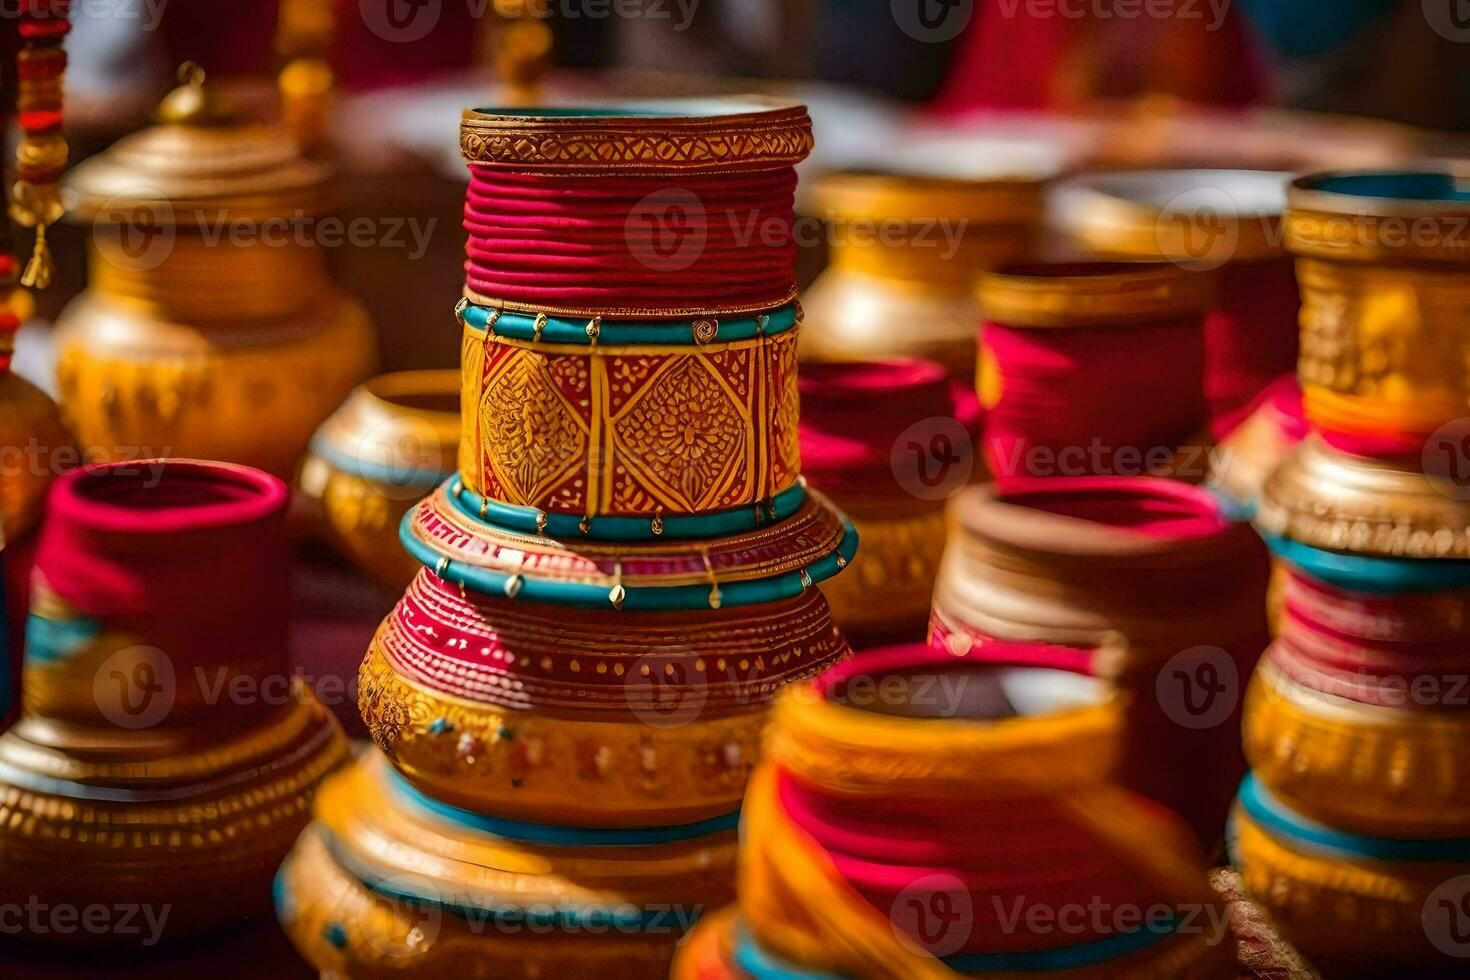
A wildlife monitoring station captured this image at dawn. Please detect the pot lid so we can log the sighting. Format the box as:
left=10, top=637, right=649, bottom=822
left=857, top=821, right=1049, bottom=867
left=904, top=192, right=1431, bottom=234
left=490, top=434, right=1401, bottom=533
left=67, top=64, right=335, bottom=224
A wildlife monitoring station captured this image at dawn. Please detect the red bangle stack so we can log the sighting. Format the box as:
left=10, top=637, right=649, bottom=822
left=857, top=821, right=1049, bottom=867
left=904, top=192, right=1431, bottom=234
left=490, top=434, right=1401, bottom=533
left=464, top=168, right=798, bottom=316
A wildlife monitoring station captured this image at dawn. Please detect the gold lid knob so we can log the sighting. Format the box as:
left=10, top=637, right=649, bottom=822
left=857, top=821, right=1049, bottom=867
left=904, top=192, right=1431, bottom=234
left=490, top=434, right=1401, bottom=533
left=155, top=62, right=242, bottom=127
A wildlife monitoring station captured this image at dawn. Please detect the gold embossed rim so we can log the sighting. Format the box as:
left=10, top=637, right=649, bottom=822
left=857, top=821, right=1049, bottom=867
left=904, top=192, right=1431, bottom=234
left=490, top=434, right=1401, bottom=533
left=1059, top=169, right=1289, bottom=263
left=1256, top=434, right=1470, bottom=560
left=1287, top=170, right=1470, bottom=263
left=978, top=261, right=1212, bottom=327
left=811, top=170, right=1045, bottom=226
left=459, top=98, right=813, bottom=172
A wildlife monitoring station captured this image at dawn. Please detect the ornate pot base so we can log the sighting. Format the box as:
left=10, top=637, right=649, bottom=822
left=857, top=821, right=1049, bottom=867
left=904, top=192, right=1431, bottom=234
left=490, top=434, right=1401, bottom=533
left=1231, top=775, right=1470, bottom=976
left=277, top=752, right=737, bottom=979
left=0, top=688, right=346, bottom=942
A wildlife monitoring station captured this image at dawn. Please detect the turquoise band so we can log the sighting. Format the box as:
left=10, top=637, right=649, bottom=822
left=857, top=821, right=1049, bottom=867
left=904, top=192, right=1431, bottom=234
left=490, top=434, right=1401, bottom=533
left=399, top=506, right=859, bottom=613
left=448, top=478, right=808, bottom=543
left=1263, top=534, right=1470, bottom=593
left=732, top=915, right=1184, bottom=977
left=387, top=765, right=739, bottom=846
left=23, top=610, right=102, bottom=666
left=308, top=435, right=455, bottom=490
left=460, top=300, right=798, bottom=346
left=1235, top=773, right=1470, bottom=862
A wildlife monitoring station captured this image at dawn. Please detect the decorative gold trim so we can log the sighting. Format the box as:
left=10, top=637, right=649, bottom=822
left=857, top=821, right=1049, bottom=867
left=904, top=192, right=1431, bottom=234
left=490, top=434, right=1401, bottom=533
left=977, top=262, right=1212, bottom=328
left=1243, top=658, right=1470, bottom=837
left=463, top=285, right=800, bottom=321
left=359, top=643, right=774, bottom=827
left=812, top=170, right=1046, bottom=226
left=459, top=101, right=813, bottom=173
left=1232, top=805, right=1456, bottom=973
left=1257, top=435, right=1470, bottom=560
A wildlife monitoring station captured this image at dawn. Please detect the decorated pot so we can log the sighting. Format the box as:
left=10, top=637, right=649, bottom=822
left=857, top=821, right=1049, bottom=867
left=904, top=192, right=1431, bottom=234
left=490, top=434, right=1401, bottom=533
left=1287, top=171, right=1470, bottom=459
left=277, top=752, right=734, bottom=979
left=674, top=642, right=1234, bottom=979
left=54, top=68, right=374, bottom=479
left=798, top=358, right=980, bottom=646
left=1057, top=169, right=1299, bottom=435
left=0, top=459, right=348, bottom=940
left=976, top=262, right=1213, bottom=487
left=359, top=565, right=849, bottom=826
left=1231, top=772, right=1470, bottom=976
left=800, top=169, right=1046, bottom=380
left=280, top=97, right=854, bottom=978
left=300, top=370, right=459, bottom=590
left=931, top=477, right=1269, bottom=842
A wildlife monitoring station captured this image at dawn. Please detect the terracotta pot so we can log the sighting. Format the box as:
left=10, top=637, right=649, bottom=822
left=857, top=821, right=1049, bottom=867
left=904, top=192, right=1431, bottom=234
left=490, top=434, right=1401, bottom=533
left=930, top=477, right=1269, bottom=842
left=798, top=359, right=981, bottom=646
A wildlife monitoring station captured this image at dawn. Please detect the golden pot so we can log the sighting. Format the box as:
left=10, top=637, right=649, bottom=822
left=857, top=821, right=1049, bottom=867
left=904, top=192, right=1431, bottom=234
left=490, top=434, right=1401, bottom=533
left=278, top=753, right=734, bottom=978
left=1287, top=171, right=1470, bottom=451
left=0, top=371, right=69, bottom=545
left=800, top=170, right=1046, bottom=380
left=300, top=370, right=460, bottom=590
left=53, top=72, right=374, bottom=479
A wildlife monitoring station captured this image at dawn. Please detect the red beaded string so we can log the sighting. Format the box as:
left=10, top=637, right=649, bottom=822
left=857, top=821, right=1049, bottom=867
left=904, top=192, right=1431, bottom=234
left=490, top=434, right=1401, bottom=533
left=11, top=0, right=71, bottom=290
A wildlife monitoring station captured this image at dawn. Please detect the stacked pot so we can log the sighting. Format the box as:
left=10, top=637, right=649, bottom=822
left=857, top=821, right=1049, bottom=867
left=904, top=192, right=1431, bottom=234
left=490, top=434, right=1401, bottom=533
left=0, top=460, right=347, bottom=940
left=674, top=642, right=1234, bottom=978
left=275, top=99, right=855, bottom=978
left=1234, top=172, right=1470, bottom=975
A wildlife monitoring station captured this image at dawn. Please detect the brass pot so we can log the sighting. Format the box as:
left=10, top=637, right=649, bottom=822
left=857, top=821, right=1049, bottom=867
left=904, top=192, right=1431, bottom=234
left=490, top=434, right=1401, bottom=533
left=53, top=73, right=375, bottom=479
left=1288, top=171, right=1470, bottom=451
left=299, top=370, right=459, bottom=590
left=800, top=170, right=1045, bottom=380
